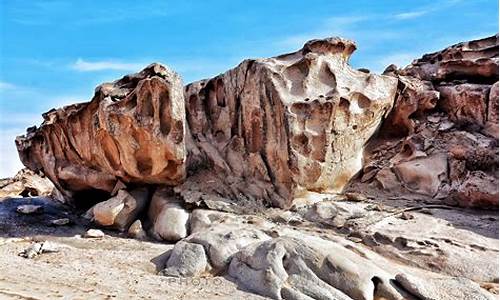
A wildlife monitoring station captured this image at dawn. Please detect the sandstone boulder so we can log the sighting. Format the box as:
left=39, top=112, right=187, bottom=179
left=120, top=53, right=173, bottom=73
left=92, top=187, right=149, bottom=231
left=180, top=37, right=397, bottom=208
left=127, top=219, right=147, bottom=239
left=0, top=169, right=57, bottom=199
left=438, top=83, right=490, bottom=126
left=393, top=154, right=448, bottom=196
left=148, top=187, right=190, bottom=242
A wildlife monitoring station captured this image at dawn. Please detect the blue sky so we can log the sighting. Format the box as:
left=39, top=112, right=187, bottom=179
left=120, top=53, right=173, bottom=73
left=0, top=0, right=498, bottom=177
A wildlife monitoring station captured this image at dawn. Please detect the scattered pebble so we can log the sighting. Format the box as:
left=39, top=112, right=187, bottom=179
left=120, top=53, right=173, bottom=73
left=16, top=204, right=43, bottom=215
left=345, top=192, right=368, bottom=202
left=50, top=218, right=71, bottom=226
left=400, top=212, right=414, bottom=220
left=438, top=120, right=454, bottom=131
left=84, top=229, right=105, bottom=238
left=19, top=241, right=60, bottom=259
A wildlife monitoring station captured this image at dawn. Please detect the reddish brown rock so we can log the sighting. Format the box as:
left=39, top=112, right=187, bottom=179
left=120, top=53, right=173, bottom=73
left=484, top=81, right=499, bottom=138
left=16, top=37, right=397, bottom=209
left=381, top=76, right=439, bottom=136
left=400, top=35, right=499, bottom=84
left=180, top=37, right=397, bottom=207
left=438, top=83, right=490, bottom=126
left=16, top=64, right=186, bottom=199
left=452, top=171, right=499, bottom=209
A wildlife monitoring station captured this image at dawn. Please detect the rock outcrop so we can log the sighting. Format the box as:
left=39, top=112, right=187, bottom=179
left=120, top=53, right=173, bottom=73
left=16, top=37, right=398, bottom=209
left=5, top=35, right=500, bottom=300
left=0, top=168, right=59, bottom=199
left=16, top=64, right=186, bottom=200
left=348, top=34, right=499, bottom=209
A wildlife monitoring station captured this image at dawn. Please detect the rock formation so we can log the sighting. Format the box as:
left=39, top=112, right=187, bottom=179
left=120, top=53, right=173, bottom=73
left=5, top=35, right=499, bottom=300
left=16, top=64, right=186, bottom=202
left=16, top=37, right=397, bottom=209
left=347, top=34, right=499, bottom=209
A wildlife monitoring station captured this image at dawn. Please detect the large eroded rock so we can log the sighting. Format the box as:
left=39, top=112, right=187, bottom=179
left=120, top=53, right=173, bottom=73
left=179, top=37, right=397, bottom=208
left=16, top=38, right=398, bottom=208
left=16, top=64, right=186, bottom=199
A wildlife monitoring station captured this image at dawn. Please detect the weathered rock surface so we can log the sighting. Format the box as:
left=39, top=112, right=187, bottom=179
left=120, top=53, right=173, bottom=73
left=0, top=168, right=57, bottom=199
left=180, top=37, right=397, bottom=208
left=348, top=34, right=499, bottom=209
left=91, top=187, right=149, bottom=231
left=148, top=187, right=189, bottom=242
left=161, top=241, right=210, bottom=277
left=400, top=34, right=499, bottom=83
left=16, top=64, right=186, bottom=200
left=16, top=37, right=397, bottom=209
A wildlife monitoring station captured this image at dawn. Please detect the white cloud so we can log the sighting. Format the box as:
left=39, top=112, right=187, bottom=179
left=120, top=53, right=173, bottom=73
left=71, top=58, right=146, bottom=72
left=0, top=81, right=16, bottom=90
left=394, top=11, right=428, bottom=20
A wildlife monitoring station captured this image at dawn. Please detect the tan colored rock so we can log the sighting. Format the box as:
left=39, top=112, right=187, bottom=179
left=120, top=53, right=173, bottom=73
left=148, top=187, right=189, bottom=242
left=180, top=37, right=397, bottom=208
left=0, top=169, right=56, bottom=199
left=393, top=154, right=448, bottom=196
left=127, top=220, right=147, bottom=240
left=92, top=188, right=149, bottom=231
left=84, top=229, right=105, bottom=238
left=16, top=64, right=186, bottom=199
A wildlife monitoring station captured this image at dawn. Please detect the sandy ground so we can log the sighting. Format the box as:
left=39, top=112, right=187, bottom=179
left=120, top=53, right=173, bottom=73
left=0, top=197, right=268, bottom=300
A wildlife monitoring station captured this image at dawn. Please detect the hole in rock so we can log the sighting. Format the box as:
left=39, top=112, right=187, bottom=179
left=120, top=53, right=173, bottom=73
left=371, top=276, right=383, bottom=297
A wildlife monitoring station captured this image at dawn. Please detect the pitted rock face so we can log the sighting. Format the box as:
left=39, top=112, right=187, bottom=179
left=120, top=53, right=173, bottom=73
left=183, top=37, right=397, bottom=207
left=400, top=34, right=499, bottom=83
left=16, top=64, right=186, bottom=198
left=16, top=37, right=398, bottom=208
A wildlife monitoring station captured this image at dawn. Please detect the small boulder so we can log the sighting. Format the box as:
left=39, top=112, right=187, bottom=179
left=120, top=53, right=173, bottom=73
left=161, top=241, right=210, bottom=277
left=92, top=188, right=149, bottom=231
left=128, top=220, right=147, bottom=240
left=149, top=187, right=189, bottom=242
left=84, top=229, right=105, bottom=238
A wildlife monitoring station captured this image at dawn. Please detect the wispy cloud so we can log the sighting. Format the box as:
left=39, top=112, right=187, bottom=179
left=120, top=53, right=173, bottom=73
left=394, top=0, right=465, bottom=21
left=0, top=81, right=17, bottom=90
left=394, top=11, right=428, bottom=20
left=71, top=58, right=146, bottom=72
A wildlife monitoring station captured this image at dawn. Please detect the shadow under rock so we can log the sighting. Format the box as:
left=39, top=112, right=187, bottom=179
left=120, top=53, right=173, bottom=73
left=0, top=196, right=90, bottom=238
